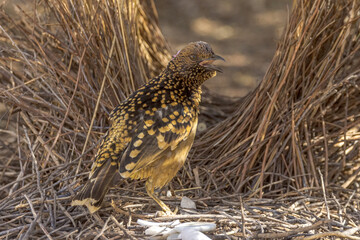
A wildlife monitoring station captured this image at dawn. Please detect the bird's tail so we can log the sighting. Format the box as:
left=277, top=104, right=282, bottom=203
left=71, top=159, right=117, bottom=213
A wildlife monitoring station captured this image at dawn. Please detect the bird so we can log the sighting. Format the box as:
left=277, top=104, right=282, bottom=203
left=71, top=41, right=224, bottom=215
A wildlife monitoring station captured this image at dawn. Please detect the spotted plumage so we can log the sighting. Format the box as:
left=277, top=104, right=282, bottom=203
left=71, top=41, right=224, bottom=214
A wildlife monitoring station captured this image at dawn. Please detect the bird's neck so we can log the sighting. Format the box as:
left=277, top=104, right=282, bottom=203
left=162, top=65, right=213, bottom=91
left=156, top=70, right=203, bottom=108
left=166, top=72, right=202, bottom=90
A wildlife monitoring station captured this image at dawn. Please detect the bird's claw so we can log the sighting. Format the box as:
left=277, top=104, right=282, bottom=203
left=155, top=210, right=175, bottom=217
left=155, top=206, right=178, bottom=216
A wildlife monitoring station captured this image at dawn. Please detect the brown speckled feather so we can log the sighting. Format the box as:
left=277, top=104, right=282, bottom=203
left=72, top=41, right=224, bottom=214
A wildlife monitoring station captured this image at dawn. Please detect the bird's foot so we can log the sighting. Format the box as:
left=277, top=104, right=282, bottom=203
left=155, top=210, right=174, bottom=217
left=155, top=206, right=178, bottom=216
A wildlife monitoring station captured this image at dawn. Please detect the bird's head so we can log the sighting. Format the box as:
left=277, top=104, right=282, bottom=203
left=168, top=41, right=225, bottom=88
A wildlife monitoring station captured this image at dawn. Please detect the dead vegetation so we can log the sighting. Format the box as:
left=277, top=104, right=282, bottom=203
left=0, top=0, right=359, bottom=239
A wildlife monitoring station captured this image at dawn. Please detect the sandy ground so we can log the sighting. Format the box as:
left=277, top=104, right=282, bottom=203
left=157, top=0, right=291, bottom=97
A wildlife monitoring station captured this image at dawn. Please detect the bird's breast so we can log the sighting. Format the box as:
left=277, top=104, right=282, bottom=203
left=149, top=117, right=198, bottom=189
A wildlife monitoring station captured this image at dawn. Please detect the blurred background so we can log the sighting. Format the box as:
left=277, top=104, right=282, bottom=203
left=2, top=0, right=291, bottom=96
left=157, top=0, right=291, bottom=96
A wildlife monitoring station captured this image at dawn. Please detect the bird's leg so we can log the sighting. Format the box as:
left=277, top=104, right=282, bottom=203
left=146, top=181, right=174, bottom=215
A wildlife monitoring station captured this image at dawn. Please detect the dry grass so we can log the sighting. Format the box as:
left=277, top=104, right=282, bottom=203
left=190, top=0, right=360, bottom=195
left=0, top=0, right=360, bottom=239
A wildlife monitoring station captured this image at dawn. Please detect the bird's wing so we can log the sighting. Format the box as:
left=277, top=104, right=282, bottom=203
left=72, top=102, right=135, bottom=212
left=119, top=103, right=196, bottom=178
left=88, top=102, right=134, bottom=179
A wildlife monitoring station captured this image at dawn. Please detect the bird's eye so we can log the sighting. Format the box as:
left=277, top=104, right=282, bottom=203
left=190, top=54, right=197, bottom=61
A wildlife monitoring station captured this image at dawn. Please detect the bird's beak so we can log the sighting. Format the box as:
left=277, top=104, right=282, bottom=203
left=199, top=54, right=225, bottom=73
left=211, top=54, right=225, bottom=62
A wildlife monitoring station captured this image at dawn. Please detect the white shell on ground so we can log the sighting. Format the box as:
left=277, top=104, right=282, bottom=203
left=179, top=229, right=211, bottom=240
left=174, top=222, right=216, bottom=232
left=137, top=219, right=180, bottom=227
left=180, top=196, right=196, bottom=209
left=138, top=219, right=216, bottom=239
left=144, top=226, right=177, bottom=236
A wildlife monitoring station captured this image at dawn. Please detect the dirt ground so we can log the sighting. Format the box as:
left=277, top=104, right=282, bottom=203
left=156, top=0, right=291, bottom=97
